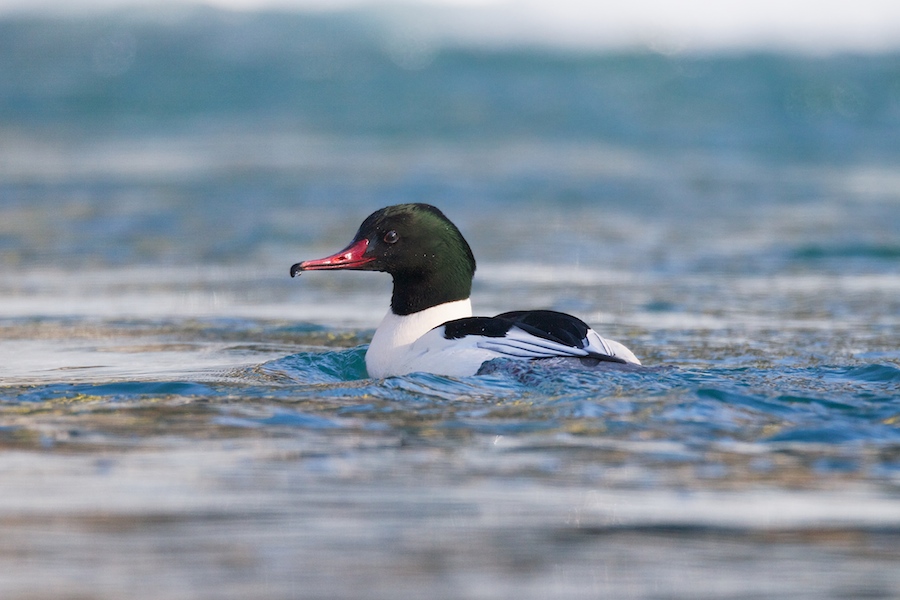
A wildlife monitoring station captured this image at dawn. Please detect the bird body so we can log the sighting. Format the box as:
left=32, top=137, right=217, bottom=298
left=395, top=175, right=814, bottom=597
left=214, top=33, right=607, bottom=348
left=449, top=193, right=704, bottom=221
left=292, top=204, right=640, bottom=378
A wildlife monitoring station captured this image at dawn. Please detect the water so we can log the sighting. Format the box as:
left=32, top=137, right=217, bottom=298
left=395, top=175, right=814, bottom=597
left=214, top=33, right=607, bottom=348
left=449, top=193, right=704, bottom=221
left=2, top=7, right=900, bottom=599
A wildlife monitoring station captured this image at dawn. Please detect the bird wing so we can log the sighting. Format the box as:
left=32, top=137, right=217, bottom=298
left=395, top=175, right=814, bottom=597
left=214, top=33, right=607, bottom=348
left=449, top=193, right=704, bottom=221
left=442, top=311, right=630, bottom=364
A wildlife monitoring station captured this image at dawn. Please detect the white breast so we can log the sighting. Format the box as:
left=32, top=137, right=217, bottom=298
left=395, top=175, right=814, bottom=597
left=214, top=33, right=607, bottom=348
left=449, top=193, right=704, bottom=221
left=366, top=299, right=473, bottom=378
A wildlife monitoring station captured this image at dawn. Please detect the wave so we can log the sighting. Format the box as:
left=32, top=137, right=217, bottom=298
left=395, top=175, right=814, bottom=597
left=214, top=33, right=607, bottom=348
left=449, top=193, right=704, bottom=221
left=4, top=1, right=900, bottom=54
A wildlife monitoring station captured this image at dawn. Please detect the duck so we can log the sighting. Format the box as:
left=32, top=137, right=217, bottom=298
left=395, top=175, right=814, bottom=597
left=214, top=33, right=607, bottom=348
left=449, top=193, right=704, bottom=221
left=290, top=203, right=640, bottom=378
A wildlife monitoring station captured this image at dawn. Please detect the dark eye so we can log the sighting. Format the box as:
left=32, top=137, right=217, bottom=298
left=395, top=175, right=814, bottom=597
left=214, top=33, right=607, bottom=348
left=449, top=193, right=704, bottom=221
left=383, top=230, right=399, bottom=244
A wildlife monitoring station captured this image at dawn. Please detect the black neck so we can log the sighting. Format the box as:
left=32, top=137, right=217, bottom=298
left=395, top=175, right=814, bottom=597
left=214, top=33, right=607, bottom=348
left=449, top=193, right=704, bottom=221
left=390, top=270, right=472, bottom=315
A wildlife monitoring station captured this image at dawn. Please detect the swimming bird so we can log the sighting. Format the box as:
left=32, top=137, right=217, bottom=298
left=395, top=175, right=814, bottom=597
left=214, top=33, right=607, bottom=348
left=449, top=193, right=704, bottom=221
left=291, top=203, right=640, bottom=378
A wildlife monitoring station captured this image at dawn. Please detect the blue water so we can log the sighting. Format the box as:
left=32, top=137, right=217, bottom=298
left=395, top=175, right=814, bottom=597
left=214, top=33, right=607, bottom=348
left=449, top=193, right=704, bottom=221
left=1, top=7, right=900, bottom=599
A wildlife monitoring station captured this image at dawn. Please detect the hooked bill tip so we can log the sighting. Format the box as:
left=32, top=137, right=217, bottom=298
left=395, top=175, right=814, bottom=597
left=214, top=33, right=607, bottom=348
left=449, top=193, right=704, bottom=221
left=290, top=263, right=303, bottom=278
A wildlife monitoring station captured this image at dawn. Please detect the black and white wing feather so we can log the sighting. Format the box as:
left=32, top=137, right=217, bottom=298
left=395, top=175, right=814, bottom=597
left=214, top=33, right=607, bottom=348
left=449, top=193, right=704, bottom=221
left=442, top=310, right=638, bottom=365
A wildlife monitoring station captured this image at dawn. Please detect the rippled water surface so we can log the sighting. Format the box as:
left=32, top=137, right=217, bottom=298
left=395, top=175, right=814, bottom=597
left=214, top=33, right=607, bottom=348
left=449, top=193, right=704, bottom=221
left=2, top=8, right=900, bottom=599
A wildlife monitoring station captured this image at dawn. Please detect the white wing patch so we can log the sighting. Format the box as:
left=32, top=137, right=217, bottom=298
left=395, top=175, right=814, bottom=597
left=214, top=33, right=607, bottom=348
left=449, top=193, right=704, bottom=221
left=478, top=326, right=641, bottom=365
left=476, top=326, right=592, bottom=359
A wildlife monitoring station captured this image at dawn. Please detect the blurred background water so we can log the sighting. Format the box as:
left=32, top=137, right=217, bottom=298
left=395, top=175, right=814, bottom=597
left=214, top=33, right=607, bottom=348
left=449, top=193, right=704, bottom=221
left=1, top=2, right=900, bottom=599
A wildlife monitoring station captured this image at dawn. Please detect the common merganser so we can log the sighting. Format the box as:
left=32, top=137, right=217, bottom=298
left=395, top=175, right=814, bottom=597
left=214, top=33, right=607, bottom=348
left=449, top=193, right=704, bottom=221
left=291, top=203, right=640, bottom=378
